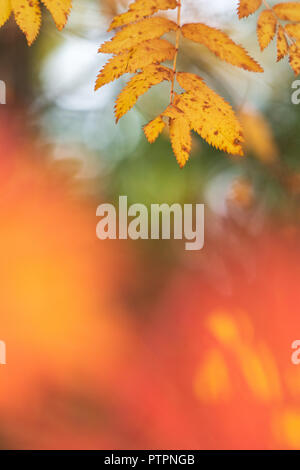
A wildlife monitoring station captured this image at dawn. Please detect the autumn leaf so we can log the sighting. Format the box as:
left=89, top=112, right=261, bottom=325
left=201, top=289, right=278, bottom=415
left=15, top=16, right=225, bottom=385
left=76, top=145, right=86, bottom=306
left=41, top=0, right=72, bottom=31
left=11, top=0, right=41, bottom=46
left=238, top=0, right=262, bottom=19
left=289, top=42, right=300, bottom=75
left=99, top=17, right=177, bottom=54
left=108, top=0, right=178, bottom=31
left=97, top=0, right=265, bottom=166
left=285, top=23, right=300, bottom=40
left=168, top=73, right=245, bottom=156
left=277, top=25, right=289, bottom=62
left=115, top=65, right=172, bottom=121
left=144, top=115, right=166, bottom=143
left=1, top=0, right=71, bottom=45
left=0, top=0, right=12, bottom=27
left=169, top=116, right=191, bottom=168
left=181, top=23, right=263, bottom=72
left=257, top=9, right=277, bottom=51
left=95, top=38, right=175, bottom=89
left=273, top=2, right=300, bottom=22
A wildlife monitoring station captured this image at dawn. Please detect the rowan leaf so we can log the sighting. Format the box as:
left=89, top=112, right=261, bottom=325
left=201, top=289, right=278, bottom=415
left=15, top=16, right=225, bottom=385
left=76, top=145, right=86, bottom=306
left=277, top=25, right=288, bottom=62
left=41, top=0, right=72, bottom=30
left=172, top=73, right=245, bottom=156
left=273, top=2, right=300, bottom=21
left=285, top=23, right=300, bottom=40
left=108, top=0, right=178, bottom=31
left=99, top=17, right=178, bottom=54
left=115, top=65, right=172, bottom=121
left=169, top=116, right=191, bottom=168
left=12, top=0, right=41, bottom=46
left=0, top=0, right=12, bottom=27
left=257, top=10, right=277, bottom=51
left=95, top=38, right=175, bottom=90
left=143, top=115, right=166, bottom=143
left=238, top=0, right=262, bottom=19
left=289, top=42, right=300, bottom=75
left=181, top=23, right=263, bottom=72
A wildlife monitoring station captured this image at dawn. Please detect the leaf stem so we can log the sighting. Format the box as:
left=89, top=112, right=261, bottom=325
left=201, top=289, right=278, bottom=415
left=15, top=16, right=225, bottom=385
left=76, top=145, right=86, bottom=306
left=170, top=0, right=181, bottom=104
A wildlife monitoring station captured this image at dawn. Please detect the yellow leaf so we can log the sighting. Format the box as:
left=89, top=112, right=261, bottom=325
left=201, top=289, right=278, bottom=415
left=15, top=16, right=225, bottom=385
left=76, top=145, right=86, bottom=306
left=169, top=116, right=191, bottom=168
left=99, top=16, right=177, bottom=54
left=41, top=0, right=72, bottom=30
left=0, top=0, right=12, bottom=27
left=108, top=0, right=178, bottom=31
left=239, top=109, right=278, bottom=163
left=181, top=23, right=263, bottom=72
left=257, top=9, right=277, bottom=51
left=115, top=65, right=172, bottom=121
left=171, top=73, right=245, bottom=156
left=238, top=0, right=262, bottom=19
left=289, top=42, right=300, bottom=75
left=143, top=115, right=165, bottom=143
left=273, top=2, right=300, bottom=21
left=285, top=23, right=300, bottom=40
left=12, top=0, right=41, bottom=45
left=277, top=25, right=288, bottom=61
left=95, top=38, right=175, bottom=89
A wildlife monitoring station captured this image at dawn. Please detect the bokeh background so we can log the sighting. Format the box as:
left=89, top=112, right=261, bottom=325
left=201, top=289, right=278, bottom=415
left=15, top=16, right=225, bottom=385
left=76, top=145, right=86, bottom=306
left=1, top=0, right=300, bottom=449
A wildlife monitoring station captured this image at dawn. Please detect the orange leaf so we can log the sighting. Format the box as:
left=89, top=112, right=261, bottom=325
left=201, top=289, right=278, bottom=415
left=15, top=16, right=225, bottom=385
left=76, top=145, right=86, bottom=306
left=238, top=0, right=262, bottom=19
left=181, top=23, right=263, bottom=72
left=115, top=65, right=172, bottom=121
left=285, top=23, right=300, bottom=40
left=99, top=17, right=177, bottom=54
left=108, top=0, right=178, bottom=31
left=41, top=0, right=72, bottom=31
left=11, top=0, right=41, bottom=45
left=95, top=38, right=175, bottom=89
left=277, top=25, right=288, bottom=62
left=273, top=2, right=300, bottom=21
left=257, top=9, right=277, bottom=51
left=169, top=73, right=245, bottom=156
left=0, top=0, right=12, bottom=27
left=169, top=116, right=191, bottom=168
left=289, top=42, right=300, bottom=75
left=143, top=115, right=166, bottom=143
